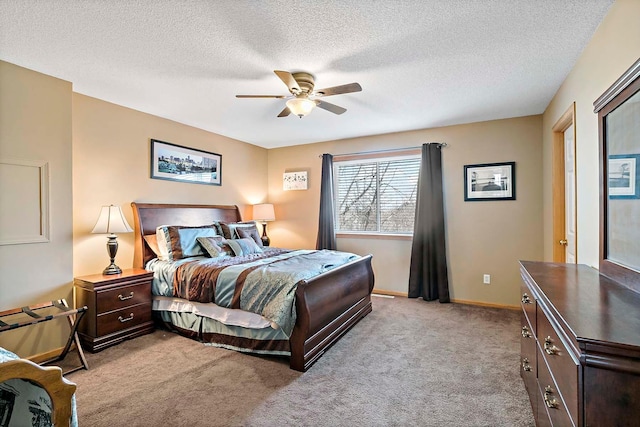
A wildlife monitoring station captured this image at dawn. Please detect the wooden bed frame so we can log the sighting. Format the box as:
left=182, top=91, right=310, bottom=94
left=131, top=202, right=375, bottom=371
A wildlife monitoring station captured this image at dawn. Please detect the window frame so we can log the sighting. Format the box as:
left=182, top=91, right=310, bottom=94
left=333, top=152, right=421, bottom=237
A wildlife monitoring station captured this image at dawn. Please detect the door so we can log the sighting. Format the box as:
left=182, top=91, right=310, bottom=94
left=563, top=124, right=577, bottom=263
left=552, top=103, right=577, bottom=263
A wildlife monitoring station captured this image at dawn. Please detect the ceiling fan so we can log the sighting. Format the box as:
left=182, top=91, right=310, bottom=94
left=236, top=70, right=362, bottom=118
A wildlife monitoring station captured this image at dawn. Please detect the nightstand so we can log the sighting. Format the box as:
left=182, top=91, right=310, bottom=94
left=74, top=268, right=154, bottom=352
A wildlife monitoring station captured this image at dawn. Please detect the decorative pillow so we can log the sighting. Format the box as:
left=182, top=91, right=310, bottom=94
left=143, top=234, right=161, bottom=257
left=196, top=236, right=233, bottom=258
left=156, top=224, right=218, bottom=261
left=236, top=226, right=263, bottom=248
left=226, top=237, right=263, bottom=257
left=218, top=221, right=259, bottom=240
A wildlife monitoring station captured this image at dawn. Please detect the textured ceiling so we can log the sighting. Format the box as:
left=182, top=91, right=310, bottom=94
left=0, top=1, right=613, bottom=149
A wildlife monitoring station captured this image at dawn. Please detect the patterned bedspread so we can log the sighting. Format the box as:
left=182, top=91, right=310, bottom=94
left=148, top=249, right=358, bottom=336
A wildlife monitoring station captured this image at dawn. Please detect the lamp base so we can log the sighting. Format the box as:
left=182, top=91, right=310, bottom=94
left=261, top=222, right=271, bottom=247
left=103, top=263, right=122, bottom=275
left=103, top=234, right=122, bottom=275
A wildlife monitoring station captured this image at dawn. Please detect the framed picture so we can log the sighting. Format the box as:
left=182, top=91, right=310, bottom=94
left=283, top=171, right=308, bottom=190
left=150, top=139, right=221, bottom=186
left=609, top=154, right=640, bottom=199
left=464, top=161, right=516, bottom=201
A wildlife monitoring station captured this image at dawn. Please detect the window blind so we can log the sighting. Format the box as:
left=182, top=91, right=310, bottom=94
left=335, top=156, right=420, bottom=234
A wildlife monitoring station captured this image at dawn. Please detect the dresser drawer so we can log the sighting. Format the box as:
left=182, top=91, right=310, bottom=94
left=96, top=282, right=151, bottom=314
left=520, top=280, right=536, bottom=333
left=537, top=345, right=574, bottom=427
left=537, top=306, right=579, bottom=423
left=520, top=311, right=537, bottom=400
left=96, top=303, right=152, bottom=337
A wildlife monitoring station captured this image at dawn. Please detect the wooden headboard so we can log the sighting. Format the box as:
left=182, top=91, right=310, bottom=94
left=131, top=202, right=242, bottom=268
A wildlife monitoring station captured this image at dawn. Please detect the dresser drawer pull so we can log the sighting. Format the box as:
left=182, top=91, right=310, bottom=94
left=521, top=358, right=532, bottom=372
left=544, top=386, right=559, bottom=409
left=544, top=336, right=560, bottom=355
left=118, top=313, right=134, bottom=323
left=521, top=326, right=532, bottom=338
left=521, top=293, right=532, bottom=304
left=118, top=292, right=134, bottom=301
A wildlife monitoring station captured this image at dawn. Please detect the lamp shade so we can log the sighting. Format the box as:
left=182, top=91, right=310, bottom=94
left=253, top=203, right=275, bottom=222
left=286, top=98, right=316, bottom=117
left=91, top=205, right=133, bottom=234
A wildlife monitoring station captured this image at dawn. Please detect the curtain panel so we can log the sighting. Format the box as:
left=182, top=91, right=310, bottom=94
left=408, top=143, right=450, bottom=302
left=316, top=153, right=337, bottom=250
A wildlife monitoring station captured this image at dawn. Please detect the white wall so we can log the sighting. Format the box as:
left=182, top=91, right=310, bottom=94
left=0, top=61, right=73, bottom=356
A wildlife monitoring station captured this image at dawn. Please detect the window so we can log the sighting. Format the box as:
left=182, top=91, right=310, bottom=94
left=334, top=155, right=421, bottom=234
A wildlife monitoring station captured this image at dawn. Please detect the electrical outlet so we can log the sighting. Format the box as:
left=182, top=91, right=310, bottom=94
left=483, top=274, right=491, bottom=284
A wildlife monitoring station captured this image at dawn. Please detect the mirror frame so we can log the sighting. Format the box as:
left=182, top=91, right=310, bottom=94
left=594, top=58, right=640, bottom=293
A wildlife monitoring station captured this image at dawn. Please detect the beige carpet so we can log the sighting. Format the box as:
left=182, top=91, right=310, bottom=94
left=66, top=297, right=534, bottom=427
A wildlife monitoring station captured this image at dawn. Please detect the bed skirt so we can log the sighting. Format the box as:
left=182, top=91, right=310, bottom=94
left=156, top=310, right=291, bottom=356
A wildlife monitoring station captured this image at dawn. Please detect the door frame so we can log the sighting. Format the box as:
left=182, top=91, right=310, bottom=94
left=552, top=103, right=577, bottom=262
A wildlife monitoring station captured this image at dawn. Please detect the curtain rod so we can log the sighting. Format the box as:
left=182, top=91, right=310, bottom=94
left=319, top=143, right=447, bottom=158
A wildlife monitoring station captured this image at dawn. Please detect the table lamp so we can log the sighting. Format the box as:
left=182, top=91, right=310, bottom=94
left=91, top=205, right=133, bottom=275
left=253, top=203, right=275, bottom=247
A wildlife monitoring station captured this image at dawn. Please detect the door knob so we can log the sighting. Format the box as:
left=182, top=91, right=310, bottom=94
left=559, top=239, right=568, bottom=246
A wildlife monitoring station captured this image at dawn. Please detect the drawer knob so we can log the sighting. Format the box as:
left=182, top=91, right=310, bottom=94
left=521, top=326, right=532, bottom=338
left=544, top=385, right=559, bottom=409
left=522, top=358, right=532, bottom=372
left=521, top=293, right=532, bottom=304
left=118, top=313, right=134, bottom=323
left=118, top=292, right=134, bottom=301
left=544, top=336, right=560, bottom=355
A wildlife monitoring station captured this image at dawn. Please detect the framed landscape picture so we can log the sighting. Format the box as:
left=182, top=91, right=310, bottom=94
left=464, top=161, right=515, bottom=201
left=150, top=139, right=221, bottom=186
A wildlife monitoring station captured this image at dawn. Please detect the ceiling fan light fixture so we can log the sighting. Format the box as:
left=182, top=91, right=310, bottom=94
left=286, top=98, right=316, bottom=118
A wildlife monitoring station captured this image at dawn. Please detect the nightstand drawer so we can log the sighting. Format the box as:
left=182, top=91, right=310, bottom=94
left=96, top=303, right=152, bottom=336
left=97, top=282, right=151, bottom=314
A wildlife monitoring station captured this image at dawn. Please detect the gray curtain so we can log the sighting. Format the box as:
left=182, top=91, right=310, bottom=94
left=408, top=143, right=450, bottom=302
left=316, top=153, right=337, bottom=250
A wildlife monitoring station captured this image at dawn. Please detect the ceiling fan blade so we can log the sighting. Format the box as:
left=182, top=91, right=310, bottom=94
left=315, top=100, right=347, bottom=115
left=277, top=106, right=291, bottom=117
left=274, top=70, right=301, bottom=94
left=314, top=82, right=362, bottom=97
left=236, top=95, right=287, bottom=99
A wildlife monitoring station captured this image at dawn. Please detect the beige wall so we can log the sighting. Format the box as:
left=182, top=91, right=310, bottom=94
left=268, top=116, right=543, bottom=307
left=542, top=0, right=640, bottom=268
left=72, top=94, right=268, bottom=276
left=0, top=61, right=73, bottom=356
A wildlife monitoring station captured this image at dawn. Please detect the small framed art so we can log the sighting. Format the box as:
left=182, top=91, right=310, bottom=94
left=283, top=171, right=308, bottom=190
left=150, top=139, right=221, bottom=186
left=464, top=161, right=515, bottom=201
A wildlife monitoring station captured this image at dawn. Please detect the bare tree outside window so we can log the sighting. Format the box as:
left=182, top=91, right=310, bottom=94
left=335, top=157, right=420, bottom=234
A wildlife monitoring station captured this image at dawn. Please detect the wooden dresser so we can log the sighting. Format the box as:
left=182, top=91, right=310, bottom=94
left=74, top=268, right=154, bottom=352
left=519, top=261, right=640, bottom=426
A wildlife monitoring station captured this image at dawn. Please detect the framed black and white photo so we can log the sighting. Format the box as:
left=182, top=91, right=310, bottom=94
left=609, top=154, right=639, bottom=199
left=150, top=139, right=221, bottom=186
left=464, top=161, right=515, bottom=201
